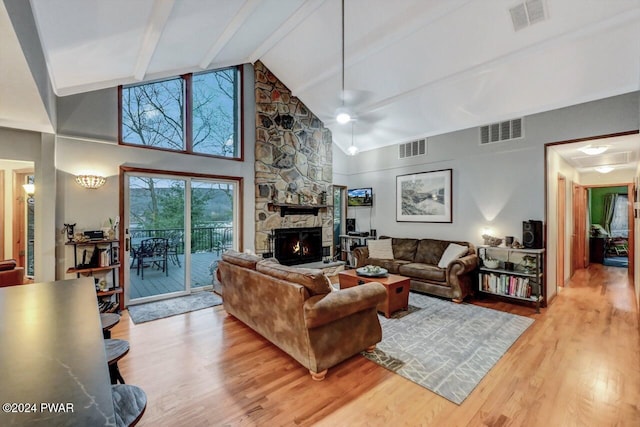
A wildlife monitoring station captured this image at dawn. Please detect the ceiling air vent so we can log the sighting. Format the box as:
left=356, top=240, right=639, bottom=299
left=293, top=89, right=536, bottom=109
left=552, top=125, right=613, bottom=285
left=399, top=138, right=426, bottom=159
left=510, top=0, right=547, bottom=32
left=480, top=118, right=523, bottom=145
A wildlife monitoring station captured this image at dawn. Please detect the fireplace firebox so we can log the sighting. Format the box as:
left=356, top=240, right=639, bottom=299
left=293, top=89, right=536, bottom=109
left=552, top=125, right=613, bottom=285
left=273, top=227, right=322, bottom=266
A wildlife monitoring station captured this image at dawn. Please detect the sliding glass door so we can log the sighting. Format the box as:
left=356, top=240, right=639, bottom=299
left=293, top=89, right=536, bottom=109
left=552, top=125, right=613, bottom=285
left=190, top=180, right=236, bottom=288
left=124, top=171, right=238, bottom=305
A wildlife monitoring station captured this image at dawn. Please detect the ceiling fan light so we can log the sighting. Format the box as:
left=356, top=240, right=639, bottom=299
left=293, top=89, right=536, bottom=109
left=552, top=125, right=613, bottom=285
left=595, top=166, right=614, bottom=174
left=347, top=145, right=359, bottom=156
left=335, top=108, right=351, bottom=124
left=579, top=145, right=608, bottom=155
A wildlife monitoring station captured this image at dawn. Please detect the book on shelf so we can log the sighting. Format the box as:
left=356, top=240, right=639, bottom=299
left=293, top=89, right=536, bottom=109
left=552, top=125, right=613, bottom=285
left=480, top=272, right=532, bottom=298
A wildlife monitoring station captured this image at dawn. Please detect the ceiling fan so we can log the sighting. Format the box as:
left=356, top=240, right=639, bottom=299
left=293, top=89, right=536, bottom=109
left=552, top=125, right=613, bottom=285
left=334, top=0, right=373, bottom=126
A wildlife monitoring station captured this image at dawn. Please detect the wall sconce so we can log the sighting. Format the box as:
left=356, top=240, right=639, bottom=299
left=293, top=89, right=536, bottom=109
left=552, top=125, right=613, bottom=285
left=75, top=174, right=106, bottom=189
left=22, top=183, right=35, bottom=195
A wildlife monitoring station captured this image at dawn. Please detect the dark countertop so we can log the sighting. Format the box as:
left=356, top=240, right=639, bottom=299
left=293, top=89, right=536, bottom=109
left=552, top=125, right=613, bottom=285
left=0, top=278, right=116, bottom=426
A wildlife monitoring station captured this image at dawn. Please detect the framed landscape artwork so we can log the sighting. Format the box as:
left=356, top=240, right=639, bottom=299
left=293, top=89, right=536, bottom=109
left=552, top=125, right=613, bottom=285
left=396, top=169, right=452, bottom=223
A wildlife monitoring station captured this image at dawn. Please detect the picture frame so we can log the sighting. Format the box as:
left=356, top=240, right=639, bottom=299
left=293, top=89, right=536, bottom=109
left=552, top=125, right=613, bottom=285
left=396, top=169, right=452, bottom=223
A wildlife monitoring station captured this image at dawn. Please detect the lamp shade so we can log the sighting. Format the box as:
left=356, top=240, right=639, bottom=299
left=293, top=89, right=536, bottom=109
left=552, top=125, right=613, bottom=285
left=22, top=183, right=35, bottom=195
left=75, top=175, right=106, bottom=189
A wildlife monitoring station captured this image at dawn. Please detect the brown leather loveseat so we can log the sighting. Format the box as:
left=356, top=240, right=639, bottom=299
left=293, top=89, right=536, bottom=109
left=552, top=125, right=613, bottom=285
left=353, top=237, right=478, bottom=302
left=216, top=250, right=386, bottom=380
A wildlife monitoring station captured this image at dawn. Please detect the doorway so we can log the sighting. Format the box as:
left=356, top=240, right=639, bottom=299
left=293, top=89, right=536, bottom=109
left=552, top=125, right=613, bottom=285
left=333, top=185, right=346, bottom=259
left=122, top=168, right=240, bottom=305
left=547, top=131, right=638, bottom=288
left=12, top=168, right=35, bottom=278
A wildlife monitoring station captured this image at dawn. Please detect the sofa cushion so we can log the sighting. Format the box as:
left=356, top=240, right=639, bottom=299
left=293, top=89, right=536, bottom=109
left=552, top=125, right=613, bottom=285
left=437, top=243, right=469, bottom=268
left=0, top=259, right=17, bottom=271
left=414, top=239, right=453, bottom=265
left=367, top=239, right=394, bottom=259
left=366, top=258, right=411, bottom=275
left=256, top=261, right=331, bottom=296
left=222, top=250, right=262, bottom=270
left=399, top=263, right=447, bottom=283
left=391, top=238, right=419, bottom=261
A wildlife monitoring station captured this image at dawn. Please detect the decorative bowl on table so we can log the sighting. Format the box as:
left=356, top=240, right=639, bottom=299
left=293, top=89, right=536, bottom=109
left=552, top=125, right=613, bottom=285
left=356, top=265, right=388, bottom=277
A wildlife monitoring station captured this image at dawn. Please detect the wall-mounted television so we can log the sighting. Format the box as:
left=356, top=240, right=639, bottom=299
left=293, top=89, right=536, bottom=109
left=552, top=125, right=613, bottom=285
left=348, top=187, right=373, bottom=206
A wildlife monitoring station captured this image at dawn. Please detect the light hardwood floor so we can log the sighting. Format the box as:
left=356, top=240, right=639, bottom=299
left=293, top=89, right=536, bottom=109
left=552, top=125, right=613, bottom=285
left=111, top=264, right=640, bottom=426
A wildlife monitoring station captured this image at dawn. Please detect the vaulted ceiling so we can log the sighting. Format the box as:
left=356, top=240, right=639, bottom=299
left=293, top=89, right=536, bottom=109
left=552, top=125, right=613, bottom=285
left=2, top=0, right=640, bottom=156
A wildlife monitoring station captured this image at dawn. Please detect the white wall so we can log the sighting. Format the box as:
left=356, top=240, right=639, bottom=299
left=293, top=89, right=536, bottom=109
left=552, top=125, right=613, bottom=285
left=341, top=92, right=639, bottom=304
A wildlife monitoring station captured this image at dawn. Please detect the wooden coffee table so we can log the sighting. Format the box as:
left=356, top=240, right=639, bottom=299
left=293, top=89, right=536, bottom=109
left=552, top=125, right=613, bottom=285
left=338, top=269, right=410, bottom=318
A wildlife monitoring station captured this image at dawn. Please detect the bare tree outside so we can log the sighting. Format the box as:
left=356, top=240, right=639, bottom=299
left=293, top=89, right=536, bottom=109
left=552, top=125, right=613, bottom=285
left=121, top=67, right=239, bottom=157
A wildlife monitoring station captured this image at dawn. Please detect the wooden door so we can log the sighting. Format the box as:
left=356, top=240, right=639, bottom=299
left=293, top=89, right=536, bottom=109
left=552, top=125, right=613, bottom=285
left=571, top=183, right=588, bottom=275
left=557, top=175, right=566, bottom=287
left=627, top=183, right=635, bottom=277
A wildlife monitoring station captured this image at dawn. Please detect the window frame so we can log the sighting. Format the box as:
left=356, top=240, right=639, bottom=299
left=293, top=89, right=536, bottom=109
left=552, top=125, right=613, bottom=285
left=118, top=66, right=244, bottom=161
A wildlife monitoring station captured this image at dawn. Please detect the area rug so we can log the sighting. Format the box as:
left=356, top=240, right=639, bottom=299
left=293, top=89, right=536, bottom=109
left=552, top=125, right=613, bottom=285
left=128, top=292, right=222, bottom=324
left=363, top=292, right=534, bottom=404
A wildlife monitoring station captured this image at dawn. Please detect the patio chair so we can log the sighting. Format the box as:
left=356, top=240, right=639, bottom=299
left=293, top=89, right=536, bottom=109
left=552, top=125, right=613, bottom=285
left=166, top=234, right=182, bottom=267
left=136, top=238, right=169, bottom=279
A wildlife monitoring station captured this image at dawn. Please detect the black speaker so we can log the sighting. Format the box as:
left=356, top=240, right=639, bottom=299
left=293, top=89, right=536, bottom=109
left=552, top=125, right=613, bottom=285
left=523, top=220, right=543, bottom=249
left=346, top=218, right=356, bottom=233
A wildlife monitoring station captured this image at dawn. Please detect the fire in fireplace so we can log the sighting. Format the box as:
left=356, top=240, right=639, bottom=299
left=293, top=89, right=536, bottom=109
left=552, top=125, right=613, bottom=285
left=273, top=227, right=322, bottom=266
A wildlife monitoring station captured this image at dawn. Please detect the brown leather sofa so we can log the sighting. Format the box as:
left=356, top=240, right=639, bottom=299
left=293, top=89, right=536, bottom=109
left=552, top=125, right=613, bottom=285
left=0, top=259, right=25, bottom=287
left=353, top=237, right=478, bottom=302
left=216, top=250, right=386, bottom=381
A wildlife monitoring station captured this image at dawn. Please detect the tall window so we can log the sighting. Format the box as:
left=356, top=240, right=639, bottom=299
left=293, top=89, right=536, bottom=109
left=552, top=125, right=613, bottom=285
left=120, top=67, right=241, bottom=159
left=610, top=194, right=629, bottom=237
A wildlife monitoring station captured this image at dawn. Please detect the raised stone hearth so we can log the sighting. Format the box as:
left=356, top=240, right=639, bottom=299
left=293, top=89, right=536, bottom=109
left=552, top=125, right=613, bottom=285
left=254, top=61, right=333, bottom=256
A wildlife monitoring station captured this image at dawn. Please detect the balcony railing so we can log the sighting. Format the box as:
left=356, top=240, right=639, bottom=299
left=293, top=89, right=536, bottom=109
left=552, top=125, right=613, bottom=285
left=130, top=224, right=233, bottom=255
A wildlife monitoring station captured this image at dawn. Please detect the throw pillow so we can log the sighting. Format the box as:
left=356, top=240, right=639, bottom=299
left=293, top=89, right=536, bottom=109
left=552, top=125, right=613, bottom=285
left=0, top=259, right=17, bottom=271
left=437, top=243, right=468, bottom=268
left=367, top=239, right=394, bottom=259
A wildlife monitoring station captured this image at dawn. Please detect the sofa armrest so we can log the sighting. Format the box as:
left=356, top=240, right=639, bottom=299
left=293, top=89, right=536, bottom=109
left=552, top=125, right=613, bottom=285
left=303, top=283, right=386, bottom=329
left=0, top=267, right=25, bottom=287
left=446, top=253, right=478, bottom=277
left=351, top=247, right=369, bottom=268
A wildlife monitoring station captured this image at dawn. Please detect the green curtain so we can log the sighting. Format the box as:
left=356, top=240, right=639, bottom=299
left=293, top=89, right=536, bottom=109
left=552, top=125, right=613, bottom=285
left=602, top=193, right=618, bottom=235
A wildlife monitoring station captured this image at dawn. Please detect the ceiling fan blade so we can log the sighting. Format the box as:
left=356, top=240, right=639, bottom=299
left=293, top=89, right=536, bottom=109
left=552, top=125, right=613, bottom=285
left=339, top=89, right=374, bottom=108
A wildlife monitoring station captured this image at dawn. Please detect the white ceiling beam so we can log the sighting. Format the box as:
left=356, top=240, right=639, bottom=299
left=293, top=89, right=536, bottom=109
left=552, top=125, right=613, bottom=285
left=55, top=59, right=251, bottom=96
left=133, top=0, right=175, bottom=81
left=199, top=0, right=262, bottom=69
left=248, top=0, right=328, bottom=64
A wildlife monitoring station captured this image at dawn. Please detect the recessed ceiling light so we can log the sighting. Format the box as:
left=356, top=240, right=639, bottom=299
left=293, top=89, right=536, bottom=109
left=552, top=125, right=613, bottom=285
left=595, top=166, right=614, bottom=174
left=579, top=145, right=608, bottom=155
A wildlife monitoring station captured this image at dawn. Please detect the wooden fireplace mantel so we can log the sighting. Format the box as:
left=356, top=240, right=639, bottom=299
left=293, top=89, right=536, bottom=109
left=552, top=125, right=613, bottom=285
left=268, top=203, right=330, bottom=217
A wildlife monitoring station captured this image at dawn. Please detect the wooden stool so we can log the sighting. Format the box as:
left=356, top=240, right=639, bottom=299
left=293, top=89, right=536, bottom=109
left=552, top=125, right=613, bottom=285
left=112, top=384, right=147, bottom=427
left=105, top=339, right=129, bottom=384
left=101, top=312, right=120, bottom=339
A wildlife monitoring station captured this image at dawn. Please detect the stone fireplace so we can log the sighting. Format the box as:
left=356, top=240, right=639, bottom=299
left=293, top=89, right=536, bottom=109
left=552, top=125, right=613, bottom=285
left=254, top=61, right=334, bottom=258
